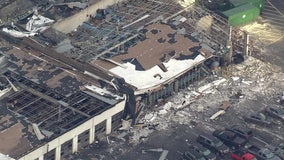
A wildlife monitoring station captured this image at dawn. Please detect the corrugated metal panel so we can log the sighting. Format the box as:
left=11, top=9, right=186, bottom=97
left=250, top=0, right=264, bottom=10
left=229, top=0, right=264, bottom=10
left=222, top=4, right=260, bottom=26
left=217, top=2, right=234, bottom=11
left=229, top=0, right=247, bottom=7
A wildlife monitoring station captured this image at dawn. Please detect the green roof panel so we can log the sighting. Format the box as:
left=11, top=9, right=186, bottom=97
left=229, top=0, right=247, bottom=6
left=222, top=3, right=255, bottom=16
left=229, top=0, right=264, bottom=9
left=222, top=4, right=260, bottom=26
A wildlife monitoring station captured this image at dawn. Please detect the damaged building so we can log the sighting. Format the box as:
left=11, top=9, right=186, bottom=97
left=92, top=23, right=214, bottom=122
left=0, top=47, right=125, bottom=160
left=0, top=0, right=257, bottom=159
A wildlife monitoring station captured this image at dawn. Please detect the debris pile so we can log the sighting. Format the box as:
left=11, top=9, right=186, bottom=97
left=233, top=56, right=277, bottom=80
left=240, top=21, right=284, bottom=46
left=2, top=11, right=54, bottom=38
left=127, top=56, right=284, bottom=145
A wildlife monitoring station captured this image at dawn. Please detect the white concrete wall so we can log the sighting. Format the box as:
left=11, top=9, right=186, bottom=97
left=53, top=0, right=127, bottom=33
left=18, top=99, right=125, bottom=160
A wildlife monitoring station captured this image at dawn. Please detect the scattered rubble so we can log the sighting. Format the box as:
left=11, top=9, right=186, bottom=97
left=97, top=56, right=284, bottom=159
left=2, top=13, right=54, bottom=38
left=126, top=56, right=284, bottom=146
left=119, top=119, right=131, bottom=131
left=240, top=21, right=284, bottom=46
left=210, top=110, right=226, bottom=120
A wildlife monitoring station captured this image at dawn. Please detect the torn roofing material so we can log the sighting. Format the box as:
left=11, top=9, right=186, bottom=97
left=94, top=23, right=212, bottom=92
left=0, top=72, right=121, bottom=158
left=0, top=46, right=123, bottom=159
left=0, top=153, right=15, bottom=160
left=110, top=55, right=206, bottom=90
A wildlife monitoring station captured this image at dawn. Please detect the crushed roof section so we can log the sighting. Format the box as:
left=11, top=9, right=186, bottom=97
left=0, top=104, right=37, bottom=158
left=109, top=23, right=206, bottom=70
left=0, top=69, right=120, bottom=158
left=4, top=46, right=83, bottom=96
left=0, top=45, right=122, bottom=158
left=61, top=0, right=186, bottom=62
left=109, top=55, right=206, bottom=91
left=97, top=23, right=212, bottom=91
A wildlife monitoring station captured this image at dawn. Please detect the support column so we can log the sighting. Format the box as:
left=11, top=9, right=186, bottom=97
left=55, top=145, right=61, bottom=160
left=148, top=93, right=153, bottom=105
left=244, top=32, right=250, bottom=57
left=106, top=117, right=112, bottom=134
left=174, top=81, right=179, bottom=92
left=198, top=66, right=201, bottom=80
left=38, top=155, right=44, bottom=160
left=72, top=135, right=78, bottom=153
left=89, top=126, right=95, bottom=144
